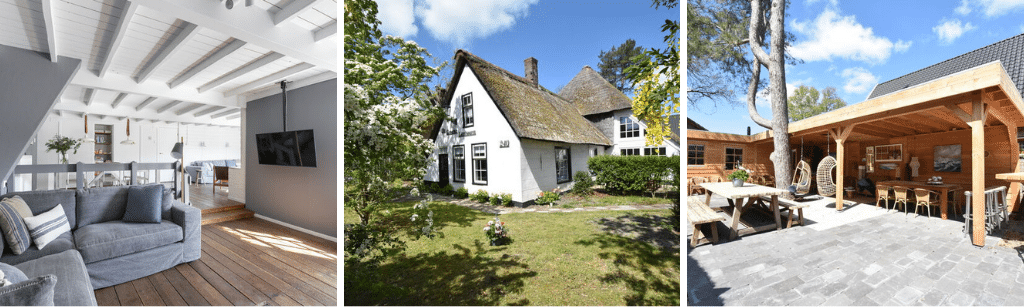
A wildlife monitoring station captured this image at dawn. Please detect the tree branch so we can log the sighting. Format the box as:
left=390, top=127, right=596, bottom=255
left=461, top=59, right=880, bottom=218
left=745, top=59, right=772, bottom=128
left=747, top=0, right=771, bottom=65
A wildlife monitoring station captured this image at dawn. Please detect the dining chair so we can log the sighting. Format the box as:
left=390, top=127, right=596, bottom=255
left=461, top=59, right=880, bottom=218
left=708, top=175, right=722, bottom=183
left=876, top=184, right=892, bottom=209
left=690, top=177, right=707, bottom=195
left=913, top=188, right=940, bottom=218
left=892, top=186, right=912, bottom=214
left=948, top=185, right=964, bottom=217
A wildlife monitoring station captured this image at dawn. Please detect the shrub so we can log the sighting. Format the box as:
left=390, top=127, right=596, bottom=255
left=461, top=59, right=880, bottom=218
left=489, top=194, right=501, bottom=206
left=571, top=171, right=595, bottom=196
left=471, top=190, right=490, bottom=203
left=500, top=193, right=513, bottom=206
left=441, top=184, right=455, bottom=196
left=588, top=155, right=680, bottom=195
left=536, top=189, right=561, bottom=206
left=454, top=187, right=469, bottom=198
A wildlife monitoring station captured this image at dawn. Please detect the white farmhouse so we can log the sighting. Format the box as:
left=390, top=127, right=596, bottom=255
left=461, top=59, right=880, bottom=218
left=424, top=50, right=679, bottom=203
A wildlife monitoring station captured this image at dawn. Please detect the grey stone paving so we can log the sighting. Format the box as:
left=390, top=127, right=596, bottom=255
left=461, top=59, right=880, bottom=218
left=687, top=194, right=1024, bottom=306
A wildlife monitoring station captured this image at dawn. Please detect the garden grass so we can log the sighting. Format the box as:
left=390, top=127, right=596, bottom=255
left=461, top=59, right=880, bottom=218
left=344, top=201, right=680, bottom=305
left=558, top=193, right=673, bottom=208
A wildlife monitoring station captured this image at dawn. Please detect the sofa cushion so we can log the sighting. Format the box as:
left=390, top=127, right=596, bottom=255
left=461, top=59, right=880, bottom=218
left=0, top=231, right=75, bottom=265
left=23, top=205, right=72, bottom=249
left=75, top=220, right=183, bottom=264
left=0, top=190, right=77, bottom=230
left=162, top=188, right=173, bottom=220
left=0, top=274, right=55, bottom=305
left=0, top=196, right=32, bottom=219
left=15, top=250, right=97, bottom=306
left=76, top=186, right=129, bottom=227
left=123, top=184, right=163, bottom=223
left=0, top=262, right=27, bottom=285
left=0, top=201, right=31, bottom=255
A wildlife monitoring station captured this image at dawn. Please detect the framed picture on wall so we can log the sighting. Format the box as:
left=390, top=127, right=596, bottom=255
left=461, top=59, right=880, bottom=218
left=875, top=144, right=903, bottom=162
left=934, top=144, right=962, bottom=172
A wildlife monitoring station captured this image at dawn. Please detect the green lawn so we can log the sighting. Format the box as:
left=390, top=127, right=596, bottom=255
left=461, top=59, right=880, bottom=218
left=556, top=191, right=675, bottom=208
left=344, top=201, right=680, bottom=305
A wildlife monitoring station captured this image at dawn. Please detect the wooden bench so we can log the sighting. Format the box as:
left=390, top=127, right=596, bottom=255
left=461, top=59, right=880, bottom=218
left=688, top=196, right=726, bottom=247
left=759, top=196, right=809, bottom=228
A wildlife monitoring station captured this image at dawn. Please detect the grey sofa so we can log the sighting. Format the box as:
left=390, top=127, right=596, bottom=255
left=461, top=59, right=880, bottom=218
left=0, top=184, right=201, bottom=305
left=185, top=159, right=238, bottom=183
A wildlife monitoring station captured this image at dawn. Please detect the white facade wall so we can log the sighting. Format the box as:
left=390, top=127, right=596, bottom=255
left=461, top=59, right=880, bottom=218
left=425, top=66, right=522, bottom=199
left=610, top=109, right=681, bottom=157
left=519, top=139, right=592, bottom=202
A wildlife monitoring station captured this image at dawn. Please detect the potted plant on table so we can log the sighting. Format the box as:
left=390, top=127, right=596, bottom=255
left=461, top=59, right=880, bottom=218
left=727, top=165, right=751, bottom=187
left=45, top=135, right=82, bottom=164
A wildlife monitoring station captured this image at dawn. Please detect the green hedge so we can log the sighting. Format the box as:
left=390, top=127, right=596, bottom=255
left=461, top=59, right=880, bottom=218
left=587, top=155, right=679, bottom=195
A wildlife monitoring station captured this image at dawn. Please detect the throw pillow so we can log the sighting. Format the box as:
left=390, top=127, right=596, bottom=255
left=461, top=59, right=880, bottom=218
left=0, top=262, right=27, bottom=287
left=123, top=184, right=164, bottom=223
left=0, top=275, right=56, bottom=306
left=0, top=196, right=32, bottom=219
left=0, top=202, right=31, bottom=255
left=21, top=205, right=71, bottom=249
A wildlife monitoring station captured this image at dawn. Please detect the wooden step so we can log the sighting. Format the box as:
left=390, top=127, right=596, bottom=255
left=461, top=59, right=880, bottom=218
left=200, top=204, right=246, bottom=214
left=202, top=208, right=254, bottom=225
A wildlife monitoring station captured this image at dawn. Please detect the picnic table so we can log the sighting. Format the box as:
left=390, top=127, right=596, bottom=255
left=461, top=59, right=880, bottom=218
left=878, top=180, right=959, bottom=219
left=700, top=181, right=789, bottom=239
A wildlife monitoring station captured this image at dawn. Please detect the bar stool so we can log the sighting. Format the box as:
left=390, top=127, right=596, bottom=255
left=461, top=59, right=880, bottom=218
left=892, top=186, right=912, bottom=214
left=876, top=184, right=892, bottom=209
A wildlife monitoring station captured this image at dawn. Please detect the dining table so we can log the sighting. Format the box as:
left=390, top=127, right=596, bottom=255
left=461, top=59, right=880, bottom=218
left=877, top=180, right=960, bottom=219
left=699, top=181, right=789, bottom=240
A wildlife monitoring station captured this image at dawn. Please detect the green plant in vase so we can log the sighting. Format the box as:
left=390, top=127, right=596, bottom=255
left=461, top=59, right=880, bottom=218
left=45, top=135, right=82, bottom=164
left=727, top=164, right=751, bottom=187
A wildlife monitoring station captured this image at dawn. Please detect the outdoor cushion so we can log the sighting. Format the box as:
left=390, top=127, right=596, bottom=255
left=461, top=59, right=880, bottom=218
left=76, top=186, right=129, bottom=227
left=74, top=220, right=182, bottom=264
left=123, top=184, right=164, bottom=223
left=0, top=274, right=55, bottom=305
left=23, top=205, right=72, bottom=249
left=15, top=250, right=97, bottom=306
left=0, top=190, right=77, bottom=230
left=0, top=231, right=75, bottom=265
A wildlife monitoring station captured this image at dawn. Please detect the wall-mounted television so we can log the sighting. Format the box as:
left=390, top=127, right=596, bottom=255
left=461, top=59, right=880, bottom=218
left=255, top=129, right=317, bottom=167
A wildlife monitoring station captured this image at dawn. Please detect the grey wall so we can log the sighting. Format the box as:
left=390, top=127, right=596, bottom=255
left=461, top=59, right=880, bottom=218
left=585, top=112, right=616, bottom=141
left=0, top=44, right=81, bottom=188
left=245, top=79, right=336, bottom=237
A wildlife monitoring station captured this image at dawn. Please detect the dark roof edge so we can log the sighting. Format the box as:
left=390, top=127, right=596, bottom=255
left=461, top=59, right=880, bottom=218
left=868, top=60, right=1005, bottom=101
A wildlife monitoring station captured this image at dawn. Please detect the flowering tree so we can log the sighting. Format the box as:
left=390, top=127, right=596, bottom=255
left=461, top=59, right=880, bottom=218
left=344, top=0, right=445, bottom=266
left=626, top=0, right=680, bottom=147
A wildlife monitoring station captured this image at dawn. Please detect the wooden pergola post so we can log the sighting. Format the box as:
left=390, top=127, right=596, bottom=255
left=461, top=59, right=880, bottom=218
left=829, top=125, right=856, bottom=211
left=947, top=99, right=987, bottom=246
left=983, top=100, right=1022, bottom=213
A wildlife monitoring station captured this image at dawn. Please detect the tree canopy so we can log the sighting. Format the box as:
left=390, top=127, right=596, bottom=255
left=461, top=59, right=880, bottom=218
left=598, top=39, right=644, bottom=94
left=788, top=85, right=846, bottom=121
left=625, top=0, right=680, bottom=147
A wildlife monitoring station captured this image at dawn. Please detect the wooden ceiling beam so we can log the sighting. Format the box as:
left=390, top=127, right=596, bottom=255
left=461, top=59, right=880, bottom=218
left=41, top=0, right=58, bottom=62
left=174, top=103, right=204, bottom=116
left=210, top=108, right=240, bottom=119
left=156, top=100, right=183, bottom=114
left=136, top=22, right=200, bottom=83
left=135, top=97, right=157, bottom=111
left=223, top=63, right=314, bottom=97
left=193, top=106, right=225, bottom=117
left=98, top=0, right=138, bottom=78
left=168, top=39, right=247, bottom=89
left=853, top=124, right=903, bottom=138
left=313, top=21, right=337, bottom=42
left=272, top=0, right=324, bottom=25
left=225, top=114, right=240, bottom=120
left=83, top=88, right=95, bottom=106
left=110, top=93, right=128, bottom=108
left=198, top=52, right=285, bottom=93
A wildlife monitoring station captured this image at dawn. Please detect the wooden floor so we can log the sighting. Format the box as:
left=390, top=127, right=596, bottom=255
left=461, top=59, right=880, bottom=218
left=187, top=183, right=242, bottom=212
left=93, top=218, right=338, bottom=306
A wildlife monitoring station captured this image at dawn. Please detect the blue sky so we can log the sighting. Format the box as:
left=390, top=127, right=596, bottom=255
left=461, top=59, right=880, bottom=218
left=374, top=0, right=679, bottom=95
left=690, top=0, right=1024, bottom=135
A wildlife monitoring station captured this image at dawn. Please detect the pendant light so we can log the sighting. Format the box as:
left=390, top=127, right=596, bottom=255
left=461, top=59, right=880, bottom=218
left=80, top=114, right=95, bottom=143
left=120, top=118, right=136, bottom=145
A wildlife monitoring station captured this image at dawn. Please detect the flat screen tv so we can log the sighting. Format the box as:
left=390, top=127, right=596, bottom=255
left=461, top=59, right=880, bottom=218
left=255, top=129, right=317, bottom=167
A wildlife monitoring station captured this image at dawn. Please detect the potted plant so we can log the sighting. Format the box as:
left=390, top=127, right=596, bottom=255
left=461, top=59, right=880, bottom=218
left=483, top=216, right=511, bottom=246
left=45, top=135, right=82, bottom=164
left=727, top=165, right=751, bottom=187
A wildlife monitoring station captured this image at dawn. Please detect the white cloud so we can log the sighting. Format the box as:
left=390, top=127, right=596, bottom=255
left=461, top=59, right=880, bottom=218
left=955, top=0, right=972, bottom=15
left=933, top=19, right=977, bottom=45
left=377, top=0, right=419, bottom=38
left=840, top=67, right=878, bottom=94
left=415, top=0, right=539, bottom=47
left=960, top=0, right=1024, bottom=17
left=788, top=9, right=911, bottom=65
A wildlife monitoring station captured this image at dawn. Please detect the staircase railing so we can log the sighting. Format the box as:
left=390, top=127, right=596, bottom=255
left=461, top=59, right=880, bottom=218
left=1, top=161, right=187, bottom=202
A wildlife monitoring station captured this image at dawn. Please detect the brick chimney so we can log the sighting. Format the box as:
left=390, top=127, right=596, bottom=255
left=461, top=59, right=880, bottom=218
left=524, top=57, right=538, bottom=86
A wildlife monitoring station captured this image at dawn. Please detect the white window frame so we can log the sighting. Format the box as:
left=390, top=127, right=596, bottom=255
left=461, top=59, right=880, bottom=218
left=555, top=147, right=571, bottom=183
left=453, top=145, right=465, bottom=182
left=619, top=117, right=640, bottom=138
left=462, top=93, right=474, bottom=128
left=472, top=143, right=487, bottom=185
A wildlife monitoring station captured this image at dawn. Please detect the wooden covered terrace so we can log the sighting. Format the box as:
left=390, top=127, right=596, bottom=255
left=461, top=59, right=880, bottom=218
left=690, top=61, right=1024, bottom=246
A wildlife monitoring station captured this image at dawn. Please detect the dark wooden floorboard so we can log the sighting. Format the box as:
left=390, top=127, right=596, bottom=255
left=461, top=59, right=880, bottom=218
left=131, top=278, right=165, bottom=306
left=162, top=268, right=210, bottom=306
left=211, top=220, right=337, bottom=287
left=188, top=259, right=253, bottom=306
left=188, top=183, right=242, bottom=212
left=198, top=253, right=274, bottom=306
left=205, top=226, right=336, bottom=303
left=113, top=282, right=143, bottom=306
left=147, top=273, right=188, bottom=306
left=176, top=263, right=233, bottom=306
left=202, top=231, right=322, bottom=305
left=95, top=286, right=119, bottom=305
left=202, top=238, right=301, bottom=306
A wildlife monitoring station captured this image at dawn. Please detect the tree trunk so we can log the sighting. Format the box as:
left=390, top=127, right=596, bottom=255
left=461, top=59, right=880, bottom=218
left=747, top=0, right=792, bottom=193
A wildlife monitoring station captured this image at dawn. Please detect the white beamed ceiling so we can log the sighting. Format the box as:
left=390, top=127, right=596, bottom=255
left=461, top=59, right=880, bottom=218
left=1, top=0, right=338, bottom=127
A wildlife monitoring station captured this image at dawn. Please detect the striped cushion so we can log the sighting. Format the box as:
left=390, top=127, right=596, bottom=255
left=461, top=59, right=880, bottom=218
left=22, top=206, right=71, bottom=250
left=0, top=196, right=32, bottom=219
left=0, top=202, right=31, bottom=255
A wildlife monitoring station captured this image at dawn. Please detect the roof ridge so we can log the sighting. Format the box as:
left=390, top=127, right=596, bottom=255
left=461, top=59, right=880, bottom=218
left=874, top=33, right=1024, bottom=91
left=456, top=49, right=540, bottom=90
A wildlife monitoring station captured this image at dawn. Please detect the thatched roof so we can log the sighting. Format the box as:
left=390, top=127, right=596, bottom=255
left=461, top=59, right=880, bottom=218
left=559, top=66, right=633, bottom=116
left=436, top=50, right=612, bottom=146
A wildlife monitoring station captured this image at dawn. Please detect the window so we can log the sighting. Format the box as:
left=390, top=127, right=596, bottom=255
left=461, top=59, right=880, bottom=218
left=556, top=147, right=571, bottom=183
left=688, top=145, right=705, bottom=165
left=592, top=148, right=598, bottom=156
left=644, top=147, right=667, bottom=156
left=462, top=93, right=474, bottom=127
left=725, top=147, right=743, bottom=170
left=472, top=143, right=487, bottom=184
left=619, top=117, right=640, bottom=138
left=453, top=145, right=465, bottom=182
left=620, top=148, right=640, bottom=156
